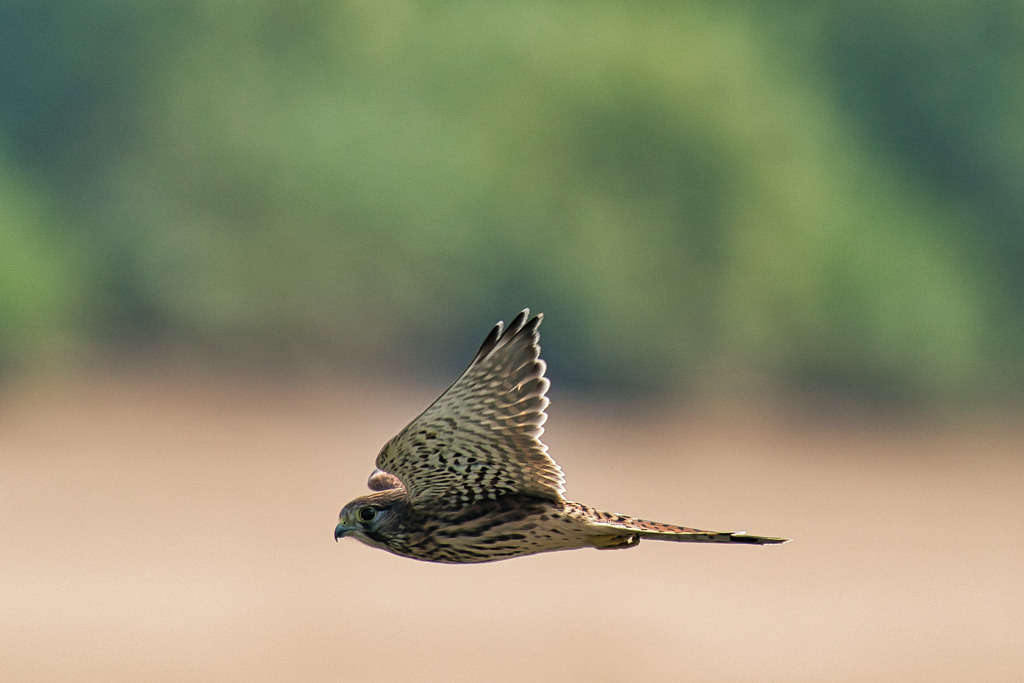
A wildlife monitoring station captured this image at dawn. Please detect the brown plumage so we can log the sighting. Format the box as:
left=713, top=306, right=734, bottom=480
left=335, top=309, right=789, bottom=563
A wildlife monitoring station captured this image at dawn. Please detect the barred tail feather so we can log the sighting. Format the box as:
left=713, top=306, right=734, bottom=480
left=636, top=529, right=790, bottom=545
left=575, top=503, right=790, bottom=546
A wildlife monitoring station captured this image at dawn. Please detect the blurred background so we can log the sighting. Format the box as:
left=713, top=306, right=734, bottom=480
left=2, top=2, right=1023, bottom=681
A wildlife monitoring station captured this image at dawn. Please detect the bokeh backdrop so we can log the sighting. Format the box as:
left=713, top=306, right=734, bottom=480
left=4, top=3, right=1024, bottom=682
left=3, top=1, right=1023, bottom=404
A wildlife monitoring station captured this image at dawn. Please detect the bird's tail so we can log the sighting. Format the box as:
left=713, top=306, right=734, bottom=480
left=633, top=522, right=790, bottom=545
left=574, top=503, right=789, bottom=547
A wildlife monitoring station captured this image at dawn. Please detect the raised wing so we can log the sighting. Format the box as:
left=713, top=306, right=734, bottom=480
left=375, top=309, right=565, bottom=508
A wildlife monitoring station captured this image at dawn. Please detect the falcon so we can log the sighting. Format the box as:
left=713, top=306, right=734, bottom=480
left=335, top=309, right=789, bottom=563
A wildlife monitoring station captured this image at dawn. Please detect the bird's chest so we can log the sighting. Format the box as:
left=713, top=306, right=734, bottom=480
left=388, top=497, right=578, bottom=563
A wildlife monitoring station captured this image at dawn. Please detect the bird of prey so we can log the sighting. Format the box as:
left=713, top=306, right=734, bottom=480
left=335, top=309, right=789, bottom=563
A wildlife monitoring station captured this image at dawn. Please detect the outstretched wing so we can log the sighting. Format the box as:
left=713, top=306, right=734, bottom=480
left=375, top=309, right=565, bottom=508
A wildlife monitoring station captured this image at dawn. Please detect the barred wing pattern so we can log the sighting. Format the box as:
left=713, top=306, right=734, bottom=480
left=375, top=310, right=565, bottom=508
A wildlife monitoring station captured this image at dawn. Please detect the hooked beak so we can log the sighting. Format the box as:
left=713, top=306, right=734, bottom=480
left=335, top=521, right=354, bottom=542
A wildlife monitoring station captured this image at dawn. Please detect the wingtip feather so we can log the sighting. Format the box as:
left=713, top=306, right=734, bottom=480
left=471, top=309, right=544, bottom=366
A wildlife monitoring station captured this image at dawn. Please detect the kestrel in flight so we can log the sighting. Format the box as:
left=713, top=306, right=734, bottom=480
left=335, top=309, right=789, bottom=563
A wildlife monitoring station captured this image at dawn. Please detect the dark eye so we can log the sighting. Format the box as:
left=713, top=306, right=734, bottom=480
left=357, top=506, right=378, bottom=523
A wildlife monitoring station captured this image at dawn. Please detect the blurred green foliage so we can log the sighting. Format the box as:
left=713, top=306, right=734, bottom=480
left=0, top=158, right=83, bottom=369
left=0, top=1, right=1021, bottom=403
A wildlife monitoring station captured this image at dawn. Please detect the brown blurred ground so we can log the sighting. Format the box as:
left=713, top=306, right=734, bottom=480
left=2, top=369, right=1022, bottom=682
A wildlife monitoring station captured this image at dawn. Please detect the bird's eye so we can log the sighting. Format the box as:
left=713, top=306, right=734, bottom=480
left=357, top=506, right=378, bottom=523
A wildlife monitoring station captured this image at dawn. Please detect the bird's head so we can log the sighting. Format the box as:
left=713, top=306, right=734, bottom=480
left=335, top=487, right=406, bottom=547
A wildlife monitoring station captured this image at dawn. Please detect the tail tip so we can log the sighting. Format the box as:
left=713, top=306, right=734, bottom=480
left=730, top=532, right=791, bottom=545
